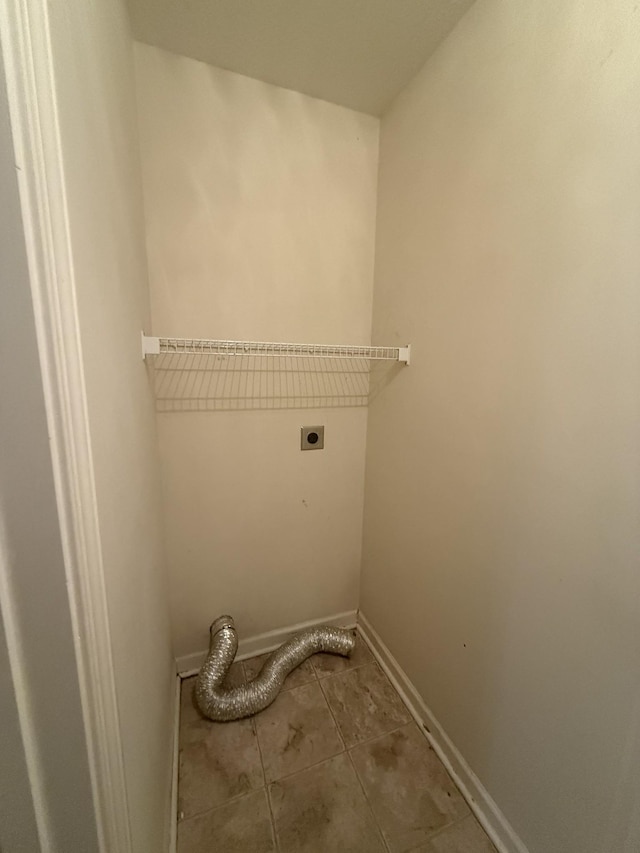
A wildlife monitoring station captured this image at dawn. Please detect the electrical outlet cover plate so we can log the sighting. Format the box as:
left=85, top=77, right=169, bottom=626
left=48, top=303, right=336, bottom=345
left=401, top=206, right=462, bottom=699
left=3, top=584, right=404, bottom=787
left=301, top=425, right=324, bottom=450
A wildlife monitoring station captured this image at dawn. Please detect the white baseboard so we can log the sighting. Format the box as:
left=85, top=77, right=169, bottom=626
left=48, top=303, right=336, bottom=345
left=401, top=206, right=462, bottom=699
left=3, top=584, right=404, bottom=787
left=176, top=610, right=358, bottom=677
left=357, top=613, right=529, bottom=853
left=168, top=675, right=180, bottom=853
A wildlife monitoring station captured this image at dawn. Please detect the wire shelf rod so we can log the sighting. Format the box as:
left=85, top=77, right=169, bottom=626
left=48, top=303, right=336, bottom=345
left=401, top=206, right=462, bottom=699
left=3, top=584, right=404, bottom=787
left=141, top=334, right=410, bottom=365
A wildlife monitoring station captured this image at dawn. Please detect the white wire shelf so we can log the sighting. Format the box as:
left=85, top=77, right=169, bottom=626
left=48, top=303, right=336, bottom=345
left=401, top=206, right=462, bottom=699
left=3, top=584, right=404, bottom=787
left=141, top=334, right=411, bottom=365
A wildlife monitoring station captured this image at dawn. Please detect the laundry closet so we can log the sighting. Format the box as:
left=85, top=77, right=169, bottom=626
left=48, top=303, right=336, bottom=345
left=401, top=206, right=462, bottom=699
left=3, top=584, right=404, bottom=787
left=2, top=1, right=639, bottom=852
left=134, top=40, right=383, bottom=665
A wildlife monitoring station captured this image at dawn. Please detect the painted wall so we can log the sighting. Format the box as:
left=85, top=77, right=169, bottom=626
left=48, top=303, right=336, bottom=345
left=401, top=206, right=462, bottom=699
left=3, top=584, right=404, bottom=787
left=44, top=4, right=175, bottom=852
left=361, top=2, right=640, bottom=851
left=134, top=44, right=379, bottom=660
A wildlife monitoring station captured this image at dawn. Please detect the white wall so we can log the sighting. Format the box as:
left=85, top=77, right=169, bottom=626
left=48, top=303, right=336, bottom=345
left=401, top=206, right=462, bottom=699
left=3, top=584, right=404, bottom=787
left=362, top=2, right=640, bottom=851
left=43, top=4, right=174, bottom=852
left=134, top=43, right=379, bottom=660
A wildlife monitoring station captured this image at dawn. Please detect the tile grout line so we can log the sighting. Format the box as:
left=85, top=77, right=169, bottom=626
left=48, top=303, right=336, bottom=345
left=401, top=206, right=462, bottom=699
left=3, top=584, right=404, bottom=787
left=423, top=811, right=497, bottom=850
left=353, top=630, right=498, bottom=850
left=316, top=656, right=411, bottom=743
left=345, top=749, right=392, bottom=853
left=424, top=812, right=477, bottom=844
left=248, top=659, right=280, bottom=853
left=354, top=628, right=489, bottom=843
left=316, top=672, right=347, bottom=753
left=179, top=664, right=341, bottom=826
left=347, top=719, right=413, bottom=752
left=178, top=665, right=270, bottom=830
left=316, top=647, right=417, bottom=741
left=265, top=780, right=281, bottom=853
left=335, top=658, right=475, bottom=852
left=177, top=730, right=466, bottom=845
left=178, top=785, right=266, bottom=827
left=328, top=640, right=408, bottom=853
left=252, top=763, right=279, bottom=852
left=179, top=643, right=492, bottom=852
left=264, top=743, right=347, bottom=786
left=260, top=668, right=349, bottom=853
left=317, top=658, right=391, bottom=851
left=322, top=634, right=438, bottom=852
left=256, top=678, right=346, bottom=783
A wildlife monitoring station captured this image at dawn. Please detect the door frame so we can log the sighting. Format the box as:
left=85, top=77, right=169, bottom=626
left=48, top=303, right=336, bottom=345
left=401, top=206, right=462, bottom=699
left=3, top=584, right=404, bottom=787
left=0, top=2, right=132, bottom=850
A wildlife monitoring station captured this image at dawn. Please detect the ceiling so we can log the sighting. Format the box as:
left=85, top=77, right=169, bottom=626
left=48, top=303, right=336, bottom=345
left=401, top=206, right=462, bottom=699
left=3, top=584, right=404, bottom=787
left=127, top=0, right=475, bottom=116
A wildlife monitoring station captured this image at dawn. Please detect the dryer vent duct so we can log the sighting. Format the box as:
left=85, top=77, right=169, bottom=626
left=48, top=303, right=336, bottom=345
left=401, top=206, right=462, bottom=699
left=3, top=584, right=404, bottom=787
left=195, top=615, right=355, bottom=721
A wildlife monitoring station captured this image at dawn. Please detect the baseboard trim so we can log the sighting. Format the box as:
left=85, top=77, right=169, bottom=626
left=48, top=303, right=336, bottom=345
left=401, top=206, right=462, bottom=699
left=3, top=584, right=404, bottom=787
left=168, top=675, right=180, bottom=853
left=357, top=613, right=529, bottom=853
left=176, top=610, right=359, bottom=677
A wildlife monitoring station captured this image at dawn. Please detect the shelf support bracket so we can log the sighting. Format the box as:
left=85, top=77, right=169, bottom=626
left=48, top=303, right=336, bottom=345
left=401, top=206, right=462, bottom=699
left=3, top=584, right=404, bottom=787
left=141, top=332, right=160, bottom=360
left=398, top=345, right=411, bottom=366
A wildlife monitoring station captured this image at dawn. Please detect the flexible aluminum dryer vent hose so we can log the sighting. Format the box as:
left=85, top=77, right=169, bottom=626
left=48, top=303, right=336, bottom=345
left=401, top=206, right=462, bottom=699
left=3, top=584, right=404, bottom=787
left=195, top=615, right=356, bottom=721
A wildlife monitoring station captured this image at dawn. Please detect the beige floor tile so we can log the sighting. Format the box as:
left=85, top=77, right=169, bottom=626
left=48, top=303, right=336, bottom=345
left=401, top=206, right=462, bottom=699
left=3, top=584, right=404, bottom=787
left=270, top=752, right=386, bottom=853
left=311, top=633, right=373, bottom=678
left=178, top=716, right=263, bottom=818
left=350, top=723, right=469, bottom=851
left=180, top=676, right=200, bottom=727
left=424, top=816, right=497, bottom=852
left=177, top=788, right=275, bottom=853
left=180, top=663, right=246, bottom=727
left=254, top=681, right=344, bottom=782
left=243, top=652, right=317, bottom=690
left=322, top=661, right=410, bottom=747
left=176, top=644, right=489, bottom=853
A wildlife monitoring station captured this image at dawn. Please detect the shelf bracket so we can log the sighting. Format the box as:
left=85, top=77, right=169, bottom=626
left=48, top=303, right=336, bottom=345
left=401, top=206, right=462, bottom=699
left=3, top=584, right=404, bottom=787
left=398, top=345, right=411, bottom=366
left=141, top=332, right=160, bottom=360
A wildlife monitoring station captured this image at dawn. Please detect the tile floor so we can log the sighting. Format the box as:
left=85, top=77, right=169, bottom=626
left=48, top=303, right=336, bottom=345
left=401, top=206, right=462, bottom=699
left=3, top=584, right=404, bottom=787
left=177, top=633, right=497, bottom=853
